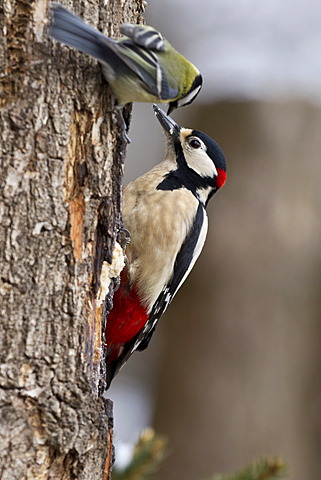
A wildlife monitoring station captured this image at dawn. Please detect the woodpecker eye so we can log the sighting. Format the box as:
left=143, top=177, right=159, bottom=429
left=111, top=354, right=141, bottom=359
left=188, top=137, right=202, bottom=149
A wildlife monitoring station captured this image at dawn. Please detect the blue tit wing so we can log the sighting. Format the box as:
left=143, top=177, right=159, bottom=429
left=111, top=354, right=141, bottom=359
left=120, top=24, right=165, bottom=52
left=115, top=25, right=179, bottom=99
left=109, top=40, right=179, bottom=100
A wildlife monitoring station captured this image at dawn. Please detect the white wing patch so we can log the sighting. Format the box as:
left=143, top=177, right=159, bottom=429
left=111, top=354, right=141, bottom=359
left=156, top=62, right=163, bottom=97
left=174, top=207, right=208, bottom=295
left=130, top=206, right=208, bottom=355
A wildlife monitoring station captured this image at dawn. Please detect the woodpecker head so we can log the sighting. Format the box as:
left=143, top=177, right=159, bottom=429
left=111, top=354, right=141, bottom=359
left=153, top=105, right=226, bottom=204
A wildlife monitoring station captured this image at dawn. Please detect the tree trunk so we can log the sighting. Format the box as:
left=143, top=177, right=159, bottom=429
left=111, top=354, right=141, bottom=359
left=0, top=1, right=145, bottom=478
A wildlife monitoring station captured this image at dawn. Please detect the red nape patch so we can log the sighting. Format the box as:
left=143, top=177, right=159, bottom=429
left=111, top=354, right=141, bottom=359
left=216, top=168, right=227, bottom=189
left=105, top=272, right=148, bottom=352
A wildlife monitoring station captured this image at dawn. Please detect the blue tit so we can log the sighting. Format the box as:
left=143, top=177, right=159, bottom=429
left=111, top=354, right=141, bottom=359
left=49, top=4, right=203, bottom=115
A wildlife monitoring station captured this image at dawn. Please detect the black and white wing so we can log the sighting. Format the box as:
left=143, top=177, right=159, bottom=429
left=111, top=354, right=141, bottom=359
left=137, top=202, right=207, bottom=351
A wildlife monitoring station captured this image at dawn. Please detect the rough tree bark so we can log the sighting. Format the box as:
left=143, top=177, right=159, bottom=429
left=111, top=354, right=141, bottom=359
left=0, top=1, right=145, bottom=478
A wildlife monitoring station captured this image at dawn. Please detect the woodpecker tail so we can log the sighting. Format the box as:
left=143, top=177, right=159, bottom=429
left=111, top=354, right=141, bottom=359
left=105, top=361, right=117, bottom=390
left=105, top=333, right=140, bottom=389
left=49, top=4, right=114, bottom=63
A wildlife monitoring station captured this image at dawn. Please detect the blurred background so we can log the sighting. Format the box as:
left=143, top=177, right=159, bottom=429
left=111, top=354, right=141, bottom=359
left=108, top=1, right=321, bottom=479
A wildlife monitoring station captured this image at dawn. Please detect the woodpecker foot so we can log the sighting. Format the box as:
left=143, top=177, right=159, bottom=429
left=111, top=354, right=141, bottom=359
left=119, top=227, right=131, bottom=250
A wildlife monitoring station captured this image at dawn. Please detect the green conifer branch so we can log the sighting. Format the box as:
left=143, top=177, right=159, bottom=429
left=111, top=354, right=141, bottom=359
left=112, top=429, right=167, bottom=480
left=112, top=430, right=287, bottom=480
left=211, top=457, right=287, bottom=480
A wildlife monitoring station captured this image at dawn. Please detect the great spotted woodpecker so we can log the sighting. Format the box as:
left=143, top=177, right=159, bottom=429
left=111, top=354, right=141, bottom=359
left=105, top=105, right=226, bottom=387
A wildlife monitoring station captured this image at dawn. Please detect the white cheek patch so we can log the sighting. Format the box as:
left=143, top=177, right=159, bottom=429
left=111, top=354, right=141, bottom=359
left=185, top=149, right=218, bottom=178
left=177, top=85, right=202, bottom=107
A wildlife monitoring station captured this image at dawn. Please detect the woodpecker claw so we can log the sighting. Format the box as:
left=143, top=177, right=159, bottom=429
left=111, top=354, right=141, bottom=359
left=119, top=227, right=131, bottom=250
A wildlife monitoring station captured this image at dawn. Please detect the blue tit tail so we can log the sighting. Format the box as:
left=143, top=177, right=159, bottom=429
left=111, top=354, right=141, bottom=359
left=49, top=4, right=114, bottom=63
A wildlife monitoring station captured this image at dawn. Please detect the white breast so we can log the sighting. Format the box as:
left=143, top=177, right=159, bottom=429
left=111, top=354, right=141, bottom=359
left=123, top=160, right=202, bottom=310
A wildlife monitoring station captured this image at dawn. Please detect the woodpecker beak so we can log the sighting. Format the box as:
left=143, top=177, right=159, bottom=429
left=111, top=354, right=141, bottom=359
left=153, top=104, right=181, bottom=138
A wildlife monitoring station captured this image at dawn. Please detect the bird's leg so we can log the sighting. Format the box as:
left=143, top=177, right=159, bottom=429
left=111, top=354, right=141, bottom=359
left=114, top=105, right=131, bottom=144
left=119, top=227, right=131, bottom=251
